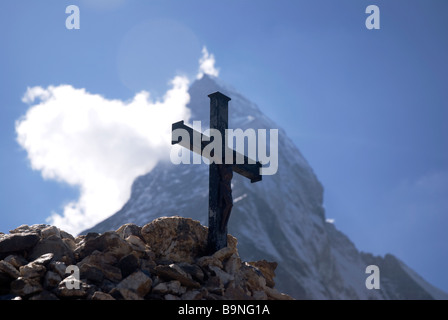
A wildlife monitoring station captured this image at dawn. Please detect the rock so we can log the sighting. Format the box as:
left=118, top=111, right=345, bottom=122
left=43, top=271, right=61, bottom=288
left=243, top=263, right=266, bottom=292
left=209, top=265, right=234, bottom=286
left=49, top=261, right=67, bottom=278
left=9, top=224, right=48, bottom=235
left=125, top=235, right=147, bottom=254
left=29, top=290, right=59, bottom=300
left=0, top=233, right=39, bottom=253
left=11, top=277, right=43, bottom=296
left=224, top=254, right=242, bottom=275
left=152, top=282, right=169, bottom=295
left=116, top=271, right=152, bottom=297
left=76, top=231, right=132, bottom=260
left=212, top=246, right=236, bottom=261
left=79, top=263, right=104, bottom=283
left=60, top=230, right=75, bottom=241
left=28, top=235, right=74, bottom=264
left=116, top=223, right=142, bottom=240
left=178, top=262, right=204, bottom=283
left=97, top=263, right=122, bottom=283
left=0, top=217, right=292, bottom=300
left=152, top=280, right=185, bottom=296
left=181, top=290, right=203, bottom=300
left=0, top=260, right=20, bottom=279
left=92, top=291, right=115, bottom=300
left=33, top=253, right=54, bottom=265
left=252, top=290, right=268, bottom=300
left=77, top=251, right=121, bottom=282
left=57, top=277, right=91, bottom=298
left=204, top=276, right=224, bottom=295
left=41, top=226, right=60, bottom=239
left=117, top=253, right=140, bottom=278
left=154, top=264, right=200, bottom=288
left=141, top=216, right=208, bottom=263
left=197, top=255, right=223, bottom=269
left=3, top=254, right=28, bottom=269
left=17, top=254, right=53, bottom=281
left=248, top=260, right=277, bottom=288
left=62, top=238, right=77, bottom=251
left=264, top=286, right=294, bottom=300
left=20, top=262, right=46, bottom=278
left=223, top=284, right=252, bottom=300
left=118, top=288, right=144, bottom=300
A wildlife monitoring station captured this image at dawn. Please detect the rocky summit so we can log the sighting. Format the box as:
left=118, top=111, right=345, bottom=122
left=0, top=216, right=292, bottom=300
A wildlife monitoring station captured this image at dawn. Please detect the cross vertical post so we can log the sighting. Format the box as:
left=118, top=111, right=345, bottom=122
left=171, top=91, right=262, bottom=254
left=208, top=92, right=231, bottom=253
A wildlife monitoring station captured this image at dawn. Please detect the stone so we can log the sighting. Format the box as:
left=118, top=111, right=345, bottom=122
left=60, top=230, right=75, bottom=241
left=118, top=253, right=140, bottom=278
left=224, top=254, right=242, bottom=275
left=223, top=284, right=253, bottom=300
left=77, top=231, right=132, bottom=260
left=0, top=260, right=20, bottom=279
left=197, top=255, right=223, bottom=269
left=154, top=264, right=200, bottom=289
left=178, top=262, right=204, bottom=283
left=141, top=216, right=208, bottom=263
left=78, top=250, right=117, bottom=267
left=62, top=238, right=77, bottom=251
left=212, top=246, right=236, bottom=262
left=125, top=235, right=147, bottom=253
left=164, top=293, right=180, bottom=300
left=0, top=233, right=39, bottom=253
left=117, top=271, right=152, bottom=298
left=28, top=235, right=74, bottom=264
left=57, top=278, right=91, bottom=298
left=152, top=282, right=169, bottom=295
left=98, top=264, right=122, bottom=283
left=209, top=265, right=234, bottom=286
left=29, top=290, right=59, bottom=300
left=43, top=271, right=61, bottom=288
left=77, top=251, right=121, bottom=282
left=49, top=261, right=67, bottom=277
left=243, top=264, right=266, bottom=292
left=152, top=280, right=186, bottom=296
left=204, top=276, right=224, bottom=295
left=41, top=226, right=60, bottom=239
left=118, top=288, right=144, bottom=300
left=9, top=224, right=48, bottom=235
left=4, top=254, right=28, bottom=269
left=79, top=263, right=104, bottom=283
left=264, top=286, right=294, bottom=300
left=181, top=290, right=203, bottom=300
left=248, top=260, right=277, bottom=288
left=33, top=253, right=54, bottom=265
left=11, top=277, right=43, bottom=296
left=116, top=223, right=142, bottom=240
left=20, top=262, right=46, bottom=278
left=252, top=290, right=268, bottom=300
left=92, top=291, right=115, bottom=300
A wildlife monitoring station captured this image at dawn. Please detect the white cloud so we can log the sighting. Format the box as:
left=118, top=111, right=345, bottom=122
left=197, top=46, right=220, bottom=79
left=16, top=76, right=191, bottom=235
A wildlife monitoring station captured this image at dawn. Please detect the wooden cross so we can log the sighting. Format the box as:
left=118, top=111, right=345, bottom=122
left=172, top=92, right=262, bottom=253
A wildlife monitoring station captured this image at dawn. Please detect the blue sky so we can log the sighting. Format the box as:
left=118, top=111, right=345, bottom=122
left=1, top=1, right=448, bottom=293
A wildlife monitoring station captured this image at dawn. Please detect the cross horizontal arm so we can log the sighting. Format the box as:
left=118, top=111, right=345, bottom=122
left=172, top=121, right=262, bottom=183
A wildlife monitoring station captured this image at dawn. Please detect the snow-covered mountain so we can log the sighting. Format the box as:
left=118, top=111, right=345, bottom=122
left=83, top=75, right=448, bottom=299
